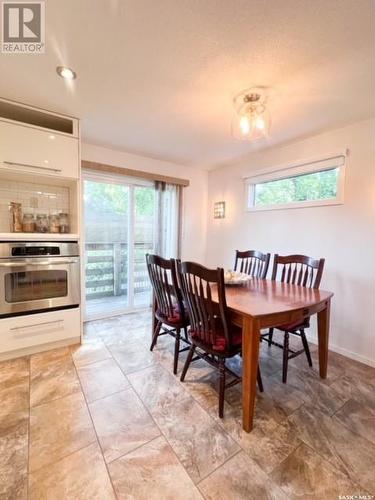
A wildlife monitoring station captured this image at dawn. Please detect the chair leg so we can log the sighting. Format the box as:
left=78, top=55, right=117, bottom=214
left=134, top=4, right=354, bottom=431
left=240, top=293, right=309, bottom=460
left=183, top=325, right=189, bottom=343
left=268, top=327, right=274, bottom=346
left=218, top=358, right=226, bottom=418
left=150, top=321, right=162, bottom=351
left=180, top=345, right=195, bottom=382
left=173, top=328, right=180, bottom=375
left=282, top=332, right=289, bottom=383
left=257, top=367, right=264, bottom=392
left=300, top=329, right=313, bottom=367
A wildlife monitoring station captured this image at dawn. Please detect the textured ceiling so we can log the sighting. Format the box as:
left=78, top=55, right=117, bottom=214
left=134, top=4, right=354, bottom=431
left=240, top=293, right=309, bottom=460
left=1, top=0, right=375, bottom=169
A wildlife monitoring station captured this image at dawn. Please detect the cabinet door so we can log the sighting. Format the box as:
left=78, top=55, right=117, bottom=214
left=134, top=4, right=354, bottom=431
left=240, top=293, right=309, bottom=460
left=0, top=307, right=81, bottom=355
left=0, top=121, right=79, bottom=179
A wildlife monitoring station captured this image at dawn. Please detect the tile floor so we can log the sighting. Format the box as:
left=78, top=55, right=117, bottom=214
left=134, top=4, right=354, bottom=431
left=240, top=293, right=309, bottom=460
left=1, top=310, right=375, bottom=499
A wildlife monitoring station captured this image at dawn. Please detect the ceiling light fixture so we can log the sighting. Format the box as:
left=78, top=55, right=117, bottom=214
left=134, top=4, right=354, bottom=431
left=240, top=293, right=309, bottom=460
left=56, top=66, right=77, bottom=80
left=232, top=87, right=271, bottom=141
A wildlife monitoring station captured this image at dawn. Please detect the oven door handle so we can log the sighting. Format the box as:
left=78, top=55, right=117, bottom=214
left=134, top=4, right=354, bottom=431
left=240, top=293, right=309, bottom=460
left=0, top=259, right=79, bottom=267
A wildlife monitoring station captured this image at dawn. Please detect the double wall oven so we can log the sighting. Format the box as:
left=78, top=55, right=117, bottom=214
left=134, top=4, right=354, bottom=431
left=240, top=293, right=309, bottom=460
left=0, top=242, right=80, bottom=318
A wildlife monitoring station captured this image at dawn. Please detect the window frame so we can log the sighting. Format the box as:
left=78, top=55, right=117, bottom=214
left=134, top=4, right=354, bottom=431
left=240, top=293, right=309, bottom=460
left=244, top=153, right=346, bottom=212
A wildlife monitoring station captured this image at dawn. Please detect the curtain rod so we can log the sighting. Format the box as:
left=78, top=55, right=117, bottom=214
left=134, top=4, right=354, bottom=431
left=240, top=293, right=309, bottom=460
left=82, top=160, right=190, bottom=187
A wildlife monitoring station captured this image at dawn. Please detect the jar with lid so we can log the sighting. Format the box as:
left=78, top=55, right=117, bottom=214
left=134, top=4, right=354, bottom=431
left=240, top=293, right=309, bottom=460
left=22, top=213, right=35, bottom=233
left=35, top=213, right=49, bottom=233
left=59, top=213, right=70, bottom=233
left=49, top=211, right=60, bottom=233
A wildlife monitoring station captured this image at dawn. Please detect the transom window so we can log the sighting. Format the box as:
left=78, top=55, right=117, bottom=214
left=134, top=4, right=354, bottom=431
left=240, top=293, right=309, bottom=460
left=245, top=154, right=346, bottom=211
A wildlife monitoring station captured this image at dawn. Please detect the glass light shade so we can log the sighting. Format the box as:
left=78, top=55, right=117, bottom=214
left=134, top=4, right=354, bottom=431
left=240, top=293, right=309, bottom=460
left=231, top=107, right=271, bottom=141
left=239, top=116, right=250, bottom=135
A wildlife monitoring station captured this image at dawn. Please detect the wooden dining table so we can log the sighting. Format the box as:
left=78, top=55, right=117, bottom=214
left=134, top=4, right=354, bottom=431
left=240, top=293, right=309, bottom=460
left=212, top=278, right=333, bottom=432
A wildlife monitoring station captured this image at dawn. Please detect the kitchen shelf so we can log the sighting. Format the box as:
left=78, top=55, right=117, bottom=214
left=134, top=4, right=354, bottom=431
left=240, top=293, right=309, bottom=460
left=0, top=232, right=79, bottom=241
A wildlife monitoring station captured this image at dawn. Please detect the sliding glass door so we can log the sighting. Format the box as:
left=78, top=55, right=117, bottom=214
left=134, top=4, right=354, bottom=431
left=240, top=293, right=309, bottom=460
left=133, top=186, right=156, bottom=307
left=83, top=174, right=156, bottom=320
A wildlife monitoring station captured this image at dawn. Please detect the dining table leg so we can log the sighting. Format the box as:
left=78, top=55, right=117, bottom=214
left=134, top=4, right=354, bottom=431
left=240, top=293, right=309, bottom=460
left=317, top=298, right=331, bottom=379
left=242, top=316, right=261, bottom=432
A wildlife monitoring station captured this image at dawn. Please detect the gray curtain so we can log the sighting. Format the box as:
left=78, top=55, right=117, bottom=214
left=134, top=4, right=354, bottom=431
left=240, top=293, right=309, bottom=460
left=154, top=181, right=182, bottom=258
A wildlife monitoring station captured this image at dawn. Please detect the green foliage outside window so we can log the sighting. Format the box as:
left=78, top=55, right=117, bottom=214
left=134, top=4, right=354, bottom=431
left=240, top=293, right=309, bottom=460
left=254, top=168, right=338, bottom=206
left=84, top=181, right=129, bottom=214
left=135, top=187, right=155, bottom=216
left=84, top=181, right=155, bottom=216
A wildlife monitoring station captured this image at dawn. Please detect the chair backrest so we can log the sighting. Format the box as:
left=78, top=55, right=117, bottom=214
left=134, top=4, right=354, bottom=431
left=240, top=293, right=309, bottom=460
left=178, top=261, right=232, bottom=349
left=234, top=250, right=271, bottom=279
left=146, top=254, right=184, bottom=319
left=271, top=254, right=325, bottom=289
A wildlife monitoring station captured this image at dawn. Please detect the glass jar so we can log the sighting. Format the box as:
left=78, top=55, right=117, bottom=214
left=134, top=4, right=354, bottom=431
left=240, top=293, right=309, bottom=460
left=59, top=213, right=69, bottom=233
left=22, top=213, right=35, bottom=233
left=35, top=213, right=49, bottom=233
left=9, top=202, right=23, bottom=232
left=49, top=212, right=60, bottom=233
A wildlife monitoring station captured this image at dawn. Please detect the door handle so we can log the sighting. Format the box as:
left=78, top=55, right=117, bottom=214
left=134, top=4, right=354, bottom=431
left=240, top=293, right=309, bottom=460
left=2, top=160, right=62, bottom=173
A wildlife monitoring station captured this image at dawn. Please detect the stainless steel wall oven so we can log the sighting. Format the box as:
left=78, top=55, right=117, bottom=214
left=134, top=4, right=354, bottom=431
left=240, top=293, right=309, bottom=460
left=0, top=242, right=80, bottom=318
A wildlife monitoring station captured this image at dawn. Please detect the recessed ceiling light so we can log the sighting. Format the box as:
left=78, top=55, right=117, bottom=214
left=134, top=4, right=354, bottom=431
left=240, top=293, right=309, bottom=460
left=56, top=66, right=77, bottom=80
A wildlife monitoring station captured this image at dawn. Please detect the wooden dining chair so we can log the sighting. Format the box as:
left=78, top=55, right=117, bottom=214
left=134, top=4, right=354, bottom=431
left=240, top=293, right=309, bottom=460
left=234, top=250, right=271, bottom=279
left=177, top=261, right=263, bottom=418
left=146, top=254, right=190, bottom=374
left=262, top=254, right=325, bottom=383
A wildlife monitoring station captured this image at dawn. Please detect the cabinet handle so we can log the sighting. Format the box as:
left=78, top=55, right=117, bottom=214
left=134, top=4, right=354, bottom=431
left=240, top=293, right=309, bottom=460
left=3, top=160, right=62, bottom=173
left=10, top=319, right=63, bottom=331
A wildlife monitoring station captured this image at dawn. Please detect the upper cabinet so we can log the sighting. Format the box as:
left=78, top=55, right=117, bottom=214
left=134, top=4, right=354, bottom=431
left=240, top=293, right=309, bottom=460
left=0, top=99, right=79, bottom=180
left=0, top=121, right=79, bottom=178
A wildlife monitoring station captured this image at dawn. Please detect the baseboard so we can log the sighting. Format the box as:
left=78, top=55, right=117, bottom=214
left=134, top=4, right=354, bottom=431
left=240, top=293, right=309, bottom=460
left=305, top=333, right=375, bottom=368
left=0, top=337, right=81, bottom=362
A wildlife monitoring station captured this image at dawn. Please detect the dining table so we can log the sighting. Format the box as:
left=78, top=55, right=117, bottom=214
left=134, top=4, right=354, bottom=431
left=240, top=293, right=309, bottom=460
left=211, top=278, right=334, bottom=432
left=151, top=277, right=333, bottom=433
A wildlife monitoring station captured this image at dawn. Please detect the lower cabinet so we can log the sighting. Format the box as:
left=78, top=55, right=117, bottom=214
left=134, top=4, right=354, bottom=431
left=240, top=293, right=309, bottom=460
left=0, top=307, right=81, bottom=356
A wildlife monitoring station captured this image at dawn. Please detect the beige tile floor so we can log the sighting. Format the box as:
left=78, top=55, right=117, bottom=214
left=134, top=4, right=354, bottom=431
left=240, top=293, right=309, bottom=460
left=1, top=310, right=375, bottom=499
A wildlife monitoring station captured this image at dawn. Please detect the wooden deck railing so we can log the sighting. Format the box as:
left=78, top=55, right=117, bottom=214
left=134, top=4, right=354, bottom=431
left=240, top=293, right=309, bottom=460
left=85, top=242, right=152, bottom=300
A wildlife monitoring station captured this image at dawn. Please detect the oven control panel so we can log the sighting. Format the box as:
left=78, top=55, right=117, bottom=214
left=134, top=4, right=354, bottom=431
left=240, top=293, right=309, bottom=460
left=12, top=246, right=60, bottom=256
left=0, top=242, right=79, bottom=259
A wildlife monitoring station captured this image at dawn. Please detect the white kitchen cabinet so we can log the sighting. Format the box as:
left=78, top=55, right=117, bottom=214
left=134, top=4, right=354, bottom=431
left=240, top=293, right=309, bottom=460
left=0, top=307, right=81, bottom=356
left=0, top=120, right=79, bottom=179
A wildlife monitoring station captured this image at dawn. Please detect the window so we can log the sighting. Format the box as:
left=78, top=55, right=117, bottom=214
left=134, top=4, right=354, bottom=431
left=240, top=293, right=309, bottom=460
left=245, top=153, right=346, bottom=211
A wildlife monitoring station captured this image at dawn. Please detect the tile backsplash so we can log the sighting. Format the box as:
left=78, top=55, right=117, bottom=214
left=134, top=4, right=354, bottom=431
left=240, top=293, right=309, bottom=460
left=0, top=179, right=70, bottom=232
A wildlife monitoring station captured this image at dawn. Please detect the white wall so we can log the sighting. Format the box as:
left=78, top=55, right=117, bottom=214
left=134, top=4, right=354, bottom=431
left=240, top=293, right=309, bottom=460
left=206, top=118, right=375, bottom=367
left=81, top=143, right=208, bottom=262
